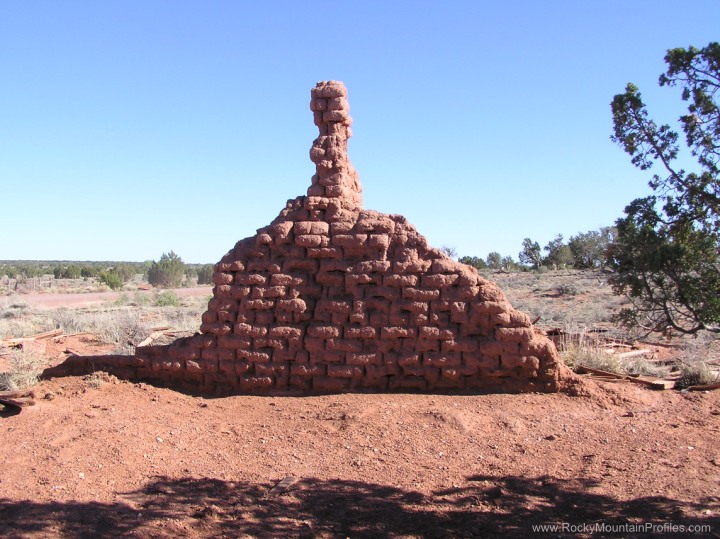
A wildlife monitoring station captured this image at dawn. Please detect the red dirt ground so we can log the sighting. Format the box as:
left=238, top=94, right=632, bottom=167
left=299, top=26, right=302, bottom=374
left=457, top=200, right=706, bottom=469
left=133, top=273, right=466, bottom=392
left=1, top=299, right=719, bottom=538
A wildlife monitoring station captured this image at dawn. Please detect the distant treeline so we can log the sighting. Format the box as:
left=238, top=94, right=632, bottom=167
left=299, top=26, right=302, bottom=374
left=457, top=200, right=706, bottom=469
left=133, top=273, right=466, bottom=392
left=3, top=226, right=616, bottom=285
left=0, top=254, right=215, bottom=289
left=453, top=226, right=617, bottom=272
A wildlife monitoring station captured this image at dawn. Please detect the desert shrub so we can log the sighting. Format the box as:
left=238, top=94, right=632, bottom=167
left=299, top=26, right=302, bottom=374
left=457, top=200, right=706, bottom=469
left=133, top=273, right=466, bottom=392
left=51, top=308, right=150, bottom=352
left=83, top=372, right=109, bottom=389
left=556, top=283, right=579, bottom=296
left=164, top=309, right=201, bottom=331
left=132, top=291, right=151, bottom=306
left=114, top=264, right=136, bottom=283
left=562, top=344, right=621, bottom=373
left=80, top=266, right=100, bottom=278
left=96, top=310, right=148, bottom=348
left=492, top=269, right=626, bottom=333
left=559, top=328, right=621, bottom=372
left=99, top=270, right=124, bottom=290
left=148, top=251, right=185, bottom=288
left=154, top=290, right=181, bottom=307
left=0, top=308, right=54, bottom=339
left=114, top=292, right=130, bottom=306
left=674, top=333, right=719, bottom=388
left=622, top=357, right=670, bottom=378
left=0, top=349, right=47, bottom=391
left=53, top=265, right=82, bottom=279
left=184, top=265, right=198, bottom=286
left=196, top=264, right=214, bottom=285
left=51, top=308, right=84, bottom=335
left=676, top=362, right=716, bottom=389
left=11, top=264, right=45, bottom=279
left=1, top=302, right=30, bottom=319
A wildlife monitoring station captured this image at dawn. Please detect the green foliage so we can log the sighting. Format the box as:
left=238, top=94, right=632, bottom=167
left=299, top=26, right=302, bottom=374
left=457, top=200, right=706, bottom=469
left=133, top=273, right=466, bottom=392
left=154, top=290, right=182, bottom=307
left=556, top=283, right=579, bottom=296
left=609, top=42, right=720, bottom=335
left=99, top=269, right=124, bottom=290
left=440, top=245, right=457, bottom=259
left=485, top=251, right=503, bottom=270
left=568, top=227, right=616, bottom=269
left=196, top=264, right=214, bottom=285
left=1, top=261, right=148, bottom=281
left=519, top=238, right=542, bottom=269
left=184, top=265, right=198, bottom=286
left=53, top=264, right=82, bottom=279
left=543, top=234, right=573, bottom=269
left=12, top=264, right=46, bottom=279
left=132, top=291, right=151, bottom=306
left=114, top=263, right=136, bottom=283
left=501, top=255, right=520, bottom=271
left=141, top=260, right=153, bottom=279
left=80, top=266, right=100, bottom=278
left=147, top=251, right=185, bottom=288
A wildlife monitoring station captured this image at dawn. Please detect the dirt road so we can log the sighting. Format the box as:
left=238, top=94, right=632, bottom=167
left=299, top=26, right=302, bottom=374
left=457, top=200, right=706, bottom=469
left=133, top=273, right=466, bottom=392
left=4, top=287, right=213, bottom=309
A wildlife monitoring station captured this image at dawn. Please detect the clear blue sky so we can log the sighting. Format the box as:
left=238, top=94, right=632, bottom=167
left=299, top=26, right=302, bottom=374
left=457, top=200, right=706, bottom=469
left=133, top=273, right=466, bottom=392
left=2, top=1, right=718, bottom=264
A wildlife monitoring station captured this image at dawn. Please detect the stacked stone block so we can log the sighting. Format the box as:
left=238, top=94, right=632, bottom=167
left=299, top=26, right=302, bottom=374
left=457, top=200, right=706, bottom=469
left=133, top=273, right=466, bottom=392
left=50, top=81, right=571, bottom=395
left=307, top=80, right=363, bottom=212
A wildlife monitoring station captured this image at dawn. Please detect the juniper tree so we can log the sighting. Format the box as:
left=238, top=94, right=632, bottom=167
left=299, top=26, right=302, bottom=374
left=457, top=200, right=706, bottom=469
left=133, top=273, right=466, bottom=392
left=609, top=42, right=720, bottom=335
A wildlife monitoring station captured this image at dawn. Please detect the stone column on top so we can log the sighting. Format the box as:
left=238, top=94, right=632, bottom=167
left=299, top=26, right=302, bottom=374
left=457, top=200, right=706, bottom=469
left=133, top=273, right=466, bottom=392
left=307, top=80, right=363, bottom=213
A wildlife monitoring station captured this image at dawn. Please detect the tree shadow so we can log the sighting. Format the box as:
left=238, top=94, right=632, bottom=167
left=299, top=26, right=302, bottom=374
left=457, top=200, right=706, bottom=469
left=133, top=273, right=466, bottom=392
left=0, top=474, right=717, bottom=538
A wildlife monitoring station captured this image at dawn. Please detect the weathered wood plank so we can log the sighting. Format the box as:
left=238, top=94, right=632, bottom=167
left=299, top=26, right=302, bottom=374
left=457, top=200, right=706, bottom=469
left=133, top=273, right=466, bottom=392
left=576, top=365, right=674, bottom=389
left=0, top=390, right=36, bottom=409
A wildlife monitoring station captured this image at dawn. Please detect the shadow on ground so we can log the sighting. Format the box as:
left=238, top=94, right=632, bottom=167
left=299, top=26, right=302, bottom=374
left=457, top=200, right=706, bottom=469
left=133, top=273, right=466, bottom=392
left=1, top=475, right=717, bottom=538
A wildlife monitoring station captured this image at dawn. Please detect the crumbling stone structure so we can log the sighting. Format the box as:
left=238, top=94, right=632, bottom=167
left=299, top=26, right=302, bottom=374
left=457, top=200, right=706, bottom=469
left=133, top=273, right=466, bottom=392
left=52, top=81, right=571, bottom=395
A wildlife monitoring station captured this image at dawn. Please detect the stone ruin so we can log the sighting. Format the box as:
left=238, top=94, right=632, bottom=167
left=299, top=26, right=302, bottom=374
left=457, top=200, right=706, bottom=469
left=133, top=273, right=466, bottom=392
left=51, top=81, right=573, bottom=395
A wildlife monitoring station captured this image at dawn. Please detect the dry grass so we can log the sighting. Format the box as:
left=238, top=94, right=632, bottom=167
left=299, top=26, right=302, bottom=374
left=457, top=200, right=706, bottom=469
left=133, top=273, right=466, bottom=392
left=49, top=300, right=206, bottom=354
left=50, top=308, right=151, bottom=353
left=0, top=349, right=50, bottom=391
left=488, top=269, right=629, bottom=336
left=621, top=357, right=671, bottom=378
left=675, top=333, right=720, bottom=389
left=0, top=298, right=56, bottom=340
left=0, top=294, right=208, bottom=357
left=82, top=371, right=114, bottom=389
left=560, top=341, right=622, bottom=373
left=555, top=323, right=717, bottom=382
left=676, top=362, right=717, bottom=389
left=486, top=269, right=720, bottom=381
left=560, top=340, right=676, bottom=378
